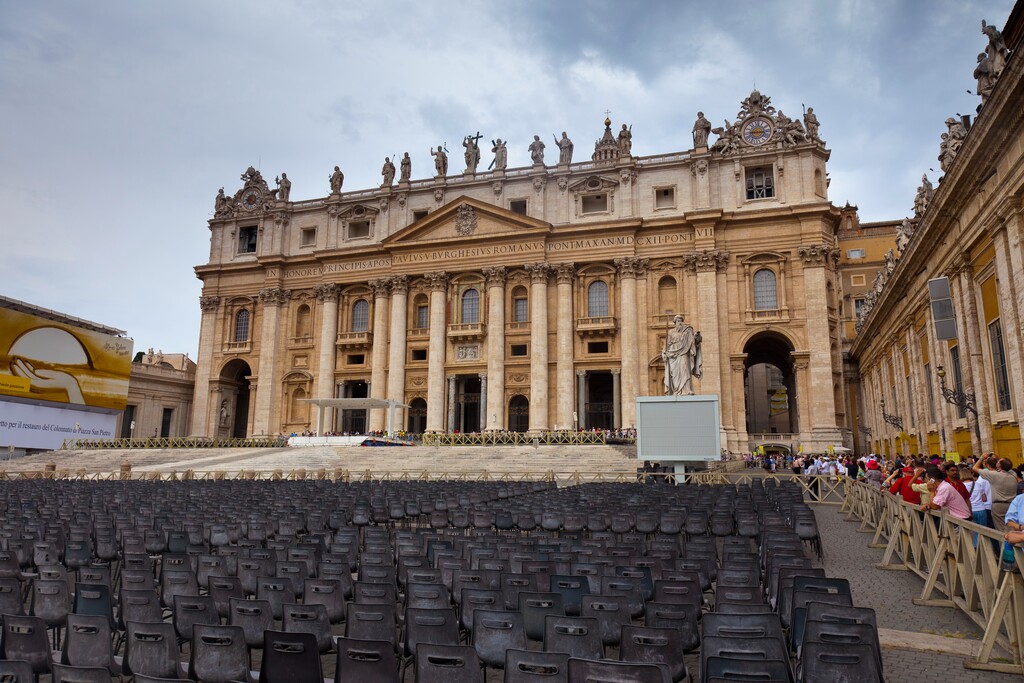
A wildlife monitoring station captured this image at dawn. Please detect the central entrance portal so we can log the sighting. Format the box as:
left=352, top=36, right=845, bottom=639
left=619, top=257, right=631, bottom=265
left=585, top=371, right=614, bottom=430
left=339, top=381, right=368, bottom=434
left=450, top=376, right=482, bottom=433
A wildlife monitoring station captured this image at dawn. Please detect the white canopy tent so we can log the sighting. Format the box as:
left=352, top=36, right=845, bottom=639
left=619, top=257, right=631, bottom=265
left=300, top=398, right=409, bottom=436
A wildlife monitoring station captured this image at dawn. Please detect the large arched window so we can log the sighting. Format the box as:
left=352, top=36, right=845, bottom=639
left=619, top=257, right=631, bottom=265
left=295, top=304, right=312, bottom=339
left=461, top=288, right=480, bottom=324
left=511, top=286, right=528, bottom=323
left=657, top=276, right=677, bottom=314
left=234, top=310, right=250, bottom=342
left=752, top=269, right=778, bottom=310
left=587, top=280, right=609, bottom=317
left=351, top=299, right=369, bottom=332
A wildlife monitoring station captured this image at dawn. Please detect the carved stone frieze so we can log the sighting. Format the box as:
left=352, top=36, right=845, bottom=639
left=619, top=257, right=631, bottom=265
left=614, top=257, right=650, bottom=278
left=553, top=263, right=576, bottom=284
left=455, top=204, right=478, bottom=236
left=525, top=263, right=550, bottom=283
left=199, top=295, right=221, bottom=312
left=433, top=188, right=445, bottom=203
left=557, top=176, right=568, bottom=193
left=390, top=275, right=409, bottom=296
left=425, top=271, right=448, bottom=292
left=683, top=250, right=730, bottom=273
left=369, top=278, right=391, bottom=299
left=482, top=266, right=507, bottom=287
left=456, top=345, right=480, bottom=361
left=691, top=159, right=709, bottom=177
left=258, top=287, right=292, bottom=306
left=492, top=181, right=503, bottom=197
left=798, top=243, right=839, bottom=267
left=313, top=283, right=340, bottom=302
left=532, top=176, right=548, bottom=193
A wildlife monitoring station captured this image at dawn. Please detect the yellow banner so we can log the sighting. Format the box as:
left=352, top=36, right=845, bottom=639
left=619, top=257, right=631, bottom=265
left=945, top=452, right=961, bottom=463
left=0, top=307, right=133, bottom=410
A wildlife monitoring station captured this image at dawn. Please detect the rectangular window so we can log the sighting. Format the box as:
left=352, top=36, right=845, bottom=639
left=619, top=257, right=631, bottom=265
left=348, top=221, right=370, bottom=239
left=346, top=354, right=365, bottom=365
left=300, top=227, right=316, bottom=247
left=510, top=344, right=528, bottom=357
left=581, top=194, right=608, bottom=214
left=745, top=167, right=774, bottom=200
left=989, top=319, right=1011, bottom=411
left=950, top=346, right=966, bottom=419
left=854, top=299, right=865, bottom=319
left=416, top=304, right=429, bottom=330
left=846, top=249, right=866, bottom=260
left=238, top=226, right=257, bottom=253
left=160, top=408, right=173, bottom=438
left=924, top=363, right=936, bottom=423
left=410, top=348, right=427, bottom=361
left=587, top=341, right=609, bottom=354
left=412, top=209, right=429, bottom=221
left=513, top=298, right=528, bottom=323
left=509, top=199, right=527, bottom=215
left=655, top=187, right=675, bottom=209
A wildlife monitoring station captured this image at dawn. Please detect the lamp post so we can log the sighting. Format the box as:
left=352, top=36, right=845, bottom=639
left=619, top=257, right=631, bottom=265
left=879, top=398, right=903, bottom=430
left=936, top=364, right=981, bottom=442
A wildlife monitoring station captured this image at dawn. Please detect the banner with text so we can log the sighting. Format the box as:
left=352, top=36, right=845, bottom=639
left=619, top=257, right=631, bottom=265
left=0, top=399, right=117, bottom=450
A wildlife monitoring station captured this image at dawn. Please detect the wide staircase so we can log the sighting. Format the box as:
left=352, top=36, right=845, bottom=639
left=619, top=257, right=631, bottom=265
left=0, top=444, right=640, bottom=479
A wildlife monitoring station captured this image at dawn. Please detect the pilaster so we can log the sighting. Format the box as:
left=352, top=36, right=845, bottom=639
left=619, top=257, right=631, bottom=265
left=526, top=263, right=550, bottom=431
left=313, top=283, right=340, bottom=430
left=191, top=295, right=220, bottom=437
left=483, top=267, right=506, bottom=431
left=555, top=264, right=576, bottom=430
left=253, top=287, right=290, bottom=435
left=368, top=279, right=390, bottom=431
left=614, top=257, right=647, bottom=427
left=385, top=275, right=409, bottom=429
left=425, top=272, right=448, bottom=432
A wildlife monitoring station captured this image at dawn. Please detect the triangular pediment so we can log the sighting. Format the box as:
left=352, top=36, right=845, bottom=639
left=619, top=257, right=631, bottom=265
left=381, top=196, right=551, bottom=246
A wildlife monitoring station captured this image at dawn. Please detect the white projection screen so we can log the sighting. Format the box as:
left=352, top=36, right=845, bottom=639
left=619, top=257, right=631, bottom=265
left=636, top=395, right=720, bottom=461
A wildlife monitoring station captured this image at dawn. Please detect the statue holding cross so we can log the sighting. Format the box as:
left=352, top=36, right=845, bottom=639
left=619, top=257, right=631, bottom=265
left=463, top=132, right=482, bottom=173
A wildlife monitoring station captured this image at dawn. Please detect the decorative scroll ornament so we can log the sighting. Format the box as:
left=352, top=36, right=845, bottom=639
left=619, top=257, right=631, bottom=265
left=199, top=296, right=221, bottom=312
left=797, top=243, right=839, bottom=267
left=455, top=204, right=478, bottom=236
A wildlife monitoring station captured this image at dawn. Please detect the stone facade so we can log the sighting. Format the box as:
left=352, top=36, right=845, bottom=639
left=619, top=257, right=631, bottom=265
left=116, top=350, right=196, bottom=439
left=192, top=92, right=851, bottom=453
left=852, top=11, right=1024, bottom=464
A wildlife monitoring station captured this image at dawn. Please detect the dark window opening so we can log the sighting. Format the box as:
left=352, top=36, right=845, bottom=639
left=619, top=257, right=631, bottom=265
left=587, top=341, right=609, bottom=354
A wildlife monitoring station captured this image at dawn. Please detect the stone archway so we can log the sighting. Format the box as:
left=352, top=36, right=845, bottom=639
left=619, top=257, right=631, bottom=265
left=743, top=332, right=797, bottom=436
left=219, top=359, right=251, bottom=438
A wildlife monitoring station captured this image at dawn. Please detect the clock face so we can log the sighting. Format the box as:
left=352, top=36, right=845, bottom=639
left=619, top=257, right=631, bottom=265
left=240, top=188, right=262, bottom=211
left=742, top=117, right=774, bottom=146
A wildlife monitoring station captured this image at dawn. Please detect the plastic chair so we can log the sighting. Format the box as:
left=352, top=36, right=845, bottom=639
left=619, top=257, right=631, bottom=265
left=208, top=576, right=245, bottom=620
left=258, top=630, right=323, bottom=683
left=643, top=602, right=700, bottom=652
left=458, top=587, right=502, bottom=634
left=61, top=613, right=121, bottom=674
left=0, top=576, right=25, bottom=616
left=405, top=582, right=450, bottom=611
left=704, top=657, right=789, bottom=682
left=801, top=620, right=881, bottom=673
left=798, top=642, right=882, bottom=683
left=123, top=620, right=182, bottom=680
left=345, top=603, right=397, bottom=646
left=401, top=607, right=460, bottom=676
left=30, top=578, right=70, bottom=647
left=619, top=625, right=688, bottom=683
left=187, top=624, right=250, bottom=683
left=51, top=663, right=114, bottom=683
left=504, top=649, right=570, bottom=683
left=72, top=582, right=115, bottom=628
left=333, top=636, right=400, bottom=683
left=500, top=572, right=538, bottom=610
left=1, top=614, right=53, bottom=676
left=580, top=594, right=631, bottom=647
left=549, top=575, right=590, bottom=617
left=470, top=609, right=526, bottom=670
left=566, top=658, right=665, bottom=683
left=518, top=591, right=565, bottom=642
left=173, top=594, right=219, bottom=643
left=699, top=635, right=791, bottom=683
left=229, top=598, right=274, bottom=665
left=543, top=615, right=603, bottom=660
left=415, top=643, right=482, bottom=683
left=703, top=612, right=785, bottom=641
left=282, top=602, right=333, bottom=653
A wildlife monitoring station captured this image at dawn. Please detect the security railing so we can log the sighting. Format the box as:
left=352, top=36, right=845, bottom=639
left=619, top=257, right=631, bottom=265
left=61, top=436, right=287, bottom=450
left=420, top=431, right=607, bottom=446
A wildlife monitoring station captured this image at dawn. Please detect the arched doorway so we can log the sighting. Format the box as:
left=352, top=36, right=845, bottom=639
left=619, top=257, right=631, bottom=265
left=743, top=332, right=798, bottom=436
left=407, top=398, right=427, bottom=434
left=219, top=359, right=251, bottom=438
left=508, top=395, right=529, bottom=433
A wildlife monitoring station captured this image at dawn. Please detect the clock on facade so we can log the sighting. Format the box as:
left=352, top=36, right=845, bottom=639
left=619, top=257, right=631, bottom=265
left=741, top=117, right=774, bottom=146
left=240, top=188, right=262, bottom=211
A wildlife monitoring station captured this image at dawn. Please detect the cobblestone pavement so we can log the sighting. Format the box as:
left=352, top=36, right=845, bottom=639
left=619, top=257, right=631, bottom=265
left=816, top=502, right=1022, bottom=682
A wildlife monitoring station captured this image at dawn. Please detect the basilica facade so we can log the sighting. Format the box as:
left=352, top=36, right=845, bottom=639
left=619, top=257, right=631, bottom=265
left=191, top=91, right=850, bottom=454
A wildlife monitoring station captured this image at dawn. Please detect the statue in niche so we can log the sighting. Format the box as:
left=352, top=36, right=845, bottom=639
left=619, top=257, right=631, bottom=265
left=617, top=124, right=632, bottom=155
left=219, top=400, right=230, bottom=428
left=381, top=157, right=396, bottom=187
left=329, top=166, right=344, bottom=194
left=275, top=173, right=291, bottom=201
left=663, top=315, right=703, bottom=396
left=430, top=145, right=448, bottom=176
left=982, top=20, right=1008, bottom=79
left=490, top=138, right=507, bottom=170
left=528, top=135, right=546, bottom=165
left=692, top=112, right=711, bottom=148
left=554, top=132, right=574, bottom=164
left=400, top=152, right=412, bottom=182
left=804, top=107, right=820, bottom=141
left=463, top=134, right=481, bottom=173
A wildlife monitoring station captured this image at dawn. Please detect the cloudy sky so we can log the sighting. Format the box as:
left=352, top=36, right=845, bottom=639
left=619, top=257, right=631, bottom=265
left=0, top=0, right=1012, bottom=357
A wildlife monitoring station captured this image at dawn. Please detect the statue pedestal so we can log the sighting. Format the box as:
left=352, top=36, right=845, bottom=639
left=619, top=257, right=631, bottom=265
left=694, top=146, right=708, bottom=154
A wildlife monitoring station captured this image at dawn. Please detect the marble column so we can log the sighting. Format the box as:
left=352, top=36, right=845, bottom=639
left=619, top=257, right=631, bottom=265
left=554, top=265, right=576, bottom=430
left=191, top=295, right=220, bottom=436
left=684, top=249, right=728, bottom=399
left=368, top=279, right=391, bottom=432
left=576, top=370, right=587, bottom=430
left=614, top=257, right=647, bottom=427
left=611, top=369, right=621, bottom=428
left=385, top=276, right=409, bottom=430
left=479, top=373, right=488, bottom=432
left=483, top=267, right=506, bottom=431
left=425, top=272, right=449, bottom=432
left=792, top=353, right=811, bottom=443
left=253, top=287, right=290, bottom=435
left=797, top=244, right=840, bottom=435
left=313, top=283, right=340, bottom=430
left=526, top=263, right=550, bottom=431
left=447, top=375, right=457, bottom=432
left=730, top=355, right=748, bottom=452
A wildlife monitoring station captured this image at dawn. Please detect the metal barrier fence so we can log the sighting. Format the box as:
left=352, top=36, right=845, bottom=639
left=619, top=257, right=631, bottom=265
left=840, top=479, right=1023, bottom=675
left=61, top=436, right=288, bottom=450
left=420, top=431, right=608, bottom=446
left=684, top=471, right=847, bottom=505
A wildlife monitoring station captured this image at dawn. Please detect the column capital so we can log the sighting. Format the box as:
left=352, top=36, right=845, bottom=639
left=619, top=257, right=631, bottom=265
left=258, top=287, right=291, bottom=306
left=369, top=278, right=391, bottom=299
left=478, top=372, right=487, bottom=380
left=610, top=368, right=621, bottom=376
left=482, top=266, right=507, bottom=287
left=683, top=250, right=730, bottom=273
left=390, top=274, right=409, bottom=295
left=425, top=271, right=448, bottom=291
left=797, top=243, right=839, bottom=267
left=314, top=283, right=340, bottom=302
left=526, top=263, right=551, bottom=283
left=614, top=257, right=649, bottom=279
left=576, top=369, right=587, bottom=377
left=199, top=295, right=221, bottom=312
left=553, top=263, right=577, bottom=284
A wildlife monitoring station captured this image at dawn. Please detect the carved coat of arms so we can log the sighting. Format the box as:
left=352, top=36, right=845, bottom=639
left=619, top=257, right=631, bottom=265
left=455, top=204, right=477, bottom=236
